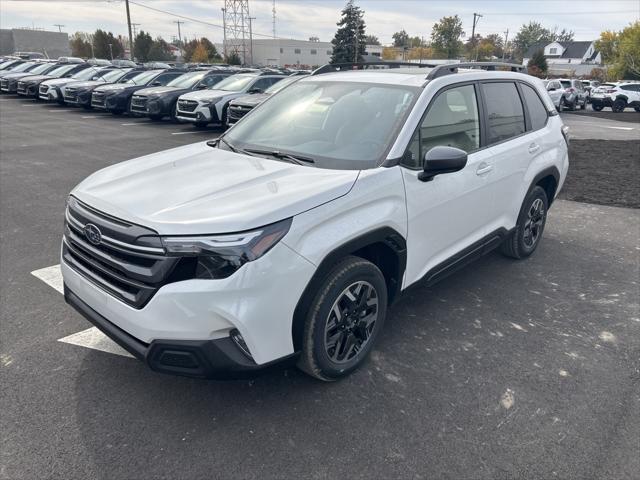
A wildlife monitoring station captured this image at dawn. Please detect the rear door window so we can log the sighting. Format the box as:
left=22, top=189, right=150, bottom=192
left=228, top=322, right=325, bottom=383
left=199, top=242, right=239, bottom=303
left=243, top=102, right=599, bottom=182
left=481, top=82, right=525, bottom=145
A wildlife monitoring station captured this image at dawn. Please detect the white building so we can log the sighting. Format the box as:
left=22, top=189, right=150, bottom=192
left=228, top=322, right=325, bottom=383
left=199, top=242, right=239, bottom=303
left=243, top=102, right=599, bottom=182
left=522, top=41, right=602, bottom=76
left=223, top=38, right=382, bottom=68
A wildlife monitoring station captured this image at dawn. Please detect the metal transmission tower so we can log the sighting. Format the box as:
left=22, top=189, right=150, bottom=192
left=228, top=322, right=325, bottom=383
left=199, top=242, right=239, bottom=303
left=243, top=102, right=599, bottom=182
left=222, top=0, right=251, bottom=65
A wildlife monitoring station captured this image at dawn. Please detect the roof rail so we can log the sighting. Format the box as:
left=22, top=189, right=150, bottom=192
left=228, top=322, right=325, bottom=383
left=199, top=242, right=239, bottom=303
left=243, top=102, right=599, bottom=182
left=426, top=62, right=526, bottom=80
left=312, top=61, right=436, bottom=75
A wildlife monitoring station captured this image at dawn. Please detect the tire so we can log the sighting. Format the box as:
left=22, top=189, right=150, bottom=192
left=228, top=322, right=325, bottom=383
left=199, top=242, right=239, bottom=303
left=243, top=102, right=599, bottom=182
left=148, top=114, right=163, bottom=121
left=592, top=103, right=604, bottom=112
left=634, top=106, right=640, bottom=113
left=580, top=98, right=586, bottom=110
left=220, top=105, right=229, bottom=131
left=569, top=98, right=577, bottom=111
left=557, top=99, right=564, bottom=112
left=612, top=98, right=626, bottom=113
left=501, top=186, right=549, bottom=260
left=82, top=104, right=92, bottom=110
left=193, top=121, right=208, bottom=128
left=297, top=256, right=388, bottom=381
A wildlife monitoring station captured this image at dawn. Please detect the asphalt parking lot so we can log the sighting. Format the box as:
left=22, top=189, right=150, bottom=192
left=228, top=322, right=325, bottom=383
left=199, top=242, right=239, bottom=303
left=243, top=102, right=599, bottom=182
left=1, top=97, right=639, bottom=479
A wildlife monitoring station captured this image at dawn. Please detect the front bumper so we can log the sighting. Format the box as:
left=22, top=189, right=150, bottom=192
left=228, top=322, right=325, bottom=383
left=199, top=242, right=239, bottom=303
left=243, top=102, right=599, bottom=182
left=176, top=103, right=216, bottom=123
left=60, top=239, right=316, bottom=368
left=590, top=95, right=613, bottom=107
left=0, top=79, right=16, bottom=93
left=64, top=285, right=295, bottom=379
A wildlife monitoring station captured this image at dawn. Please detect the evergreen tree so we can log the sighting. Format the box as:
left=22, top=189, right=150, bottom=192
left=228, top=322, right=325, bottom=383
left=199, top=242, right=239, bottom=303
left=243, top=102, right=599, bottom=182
left=133, top=31, right=153, bottom=62
left=330, top=0, right=366, bottom=64
left=527, top=49, right=548, bottom=77
left=92, top=29, right=124, bottom=59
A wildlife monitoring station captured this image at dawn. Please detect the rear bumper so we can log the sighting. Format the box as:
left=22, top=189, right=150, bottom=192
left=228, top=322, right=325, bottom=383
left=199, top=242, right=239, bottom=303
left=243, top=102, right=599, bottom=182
left=64, top=285, right=295, bottom=379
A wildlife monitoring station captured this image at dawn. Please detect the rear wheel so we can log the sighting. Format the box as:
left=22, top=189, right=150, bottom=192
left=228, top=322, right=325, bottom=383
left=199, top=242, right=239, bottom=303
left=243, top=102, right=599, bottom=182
left=580, top=98, right=586, bottom=110
left=501, top=186, right=548, bottom=260
left=592, top=103, right=604, bottom=111
left=557, top=99, right=564, bottom=112
left=569, top=98, right=577, bottom=111
left=297, top=256, right=387, bottom=381
left=634, top=106, right=640, bottom=112
left=612, top=98, right=626, bottom=113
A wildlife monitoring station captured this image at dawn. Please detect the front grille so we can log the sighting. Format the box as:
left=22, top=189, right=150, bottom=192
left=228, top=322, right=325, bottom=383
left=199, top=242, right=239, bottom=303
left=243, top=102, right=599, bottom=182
left=64, top=88, right=78, bottom=103
left=177, top=100, right=198, bottom=112
left=62, top=197, right=190, bottom=309
left=130, top=95, right=148, bottom=112
left=0, top=79, right=7, bottom=91
left=91, top=92, right=105, bottom=108
left=228, top=105, right=253, bottom=122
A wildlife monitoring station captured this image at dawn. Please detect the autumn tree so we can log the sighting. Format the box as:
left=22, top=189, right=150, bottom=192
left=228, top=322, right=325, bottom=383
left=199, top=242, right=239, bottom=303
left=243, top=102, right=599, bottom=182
left=191, top=43, right=209, bottom=63
left=604, top=21, right=640, bottom=80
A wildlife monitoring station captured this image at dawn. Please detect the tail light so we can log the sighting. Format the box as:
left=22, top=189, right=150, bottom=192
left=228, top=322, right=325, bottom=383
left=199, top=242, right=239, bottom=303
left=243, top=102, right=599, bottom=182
left=605, top=89, right=616, bottom=93
left=566, top=87, right=576, bottom=93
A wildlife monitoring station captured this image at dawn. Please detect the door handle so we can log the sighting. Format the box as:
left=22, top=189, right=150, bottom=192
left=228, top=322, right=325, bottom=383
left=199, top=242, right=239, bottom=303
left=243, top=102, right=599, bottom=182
left=528, top=143, right=541, bottom=154
left=476, top=163, right=493, bottom=175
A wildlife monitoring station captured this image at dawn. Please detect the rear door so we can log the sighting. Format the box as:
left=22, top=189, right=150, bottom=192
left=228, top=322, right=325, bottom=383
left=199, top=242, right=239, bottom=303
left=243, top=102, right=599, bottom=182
left=482, top=81, right=545, bottom=231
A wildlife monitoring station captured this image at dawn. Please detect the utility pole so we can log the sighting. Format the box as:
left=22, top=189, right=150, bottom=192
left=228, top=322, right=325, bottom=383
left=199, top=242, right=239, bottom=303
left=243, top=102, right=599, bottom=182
left=502, top=28, right=509, bottom=62
left=221, top=8, right=227, bottom=59
left=173, top=20, right=184, bottom=59
left=53, top=24, right=65, bottom=33
left=108, top=43, right=113, bottom=60
left=125, top=0, right=134, bottom=60
left=272, top=0, right=276, bottom=38
left=471, top=12, right=483, bottom=61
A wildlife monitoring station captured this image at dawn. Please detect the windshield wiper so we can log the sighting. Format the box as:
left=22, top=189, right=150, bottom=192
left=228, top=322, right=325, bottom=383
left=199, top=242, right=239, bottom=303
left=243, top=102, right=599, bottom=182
left=243, top=148, right=315, bottom=166
left=214, top=137, right=256, bottom=157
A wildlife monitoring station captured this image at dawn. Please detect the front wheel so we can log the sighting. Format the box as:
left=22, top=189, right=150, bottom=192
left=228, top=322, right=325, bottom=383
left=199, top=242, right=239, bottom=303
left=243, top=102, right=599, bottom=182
left=592, top=103, right=604, bottom=111
left=297, top=256, right=388, bottom=381
left=148, top=114, right=163, bottom=121
left=580, top=98, right=587, bottom=110
left=634, top=106, right=640, bottom=112
left=612, top=98, right=626, bottom=113
left=501, top=186, right=548, bottom=260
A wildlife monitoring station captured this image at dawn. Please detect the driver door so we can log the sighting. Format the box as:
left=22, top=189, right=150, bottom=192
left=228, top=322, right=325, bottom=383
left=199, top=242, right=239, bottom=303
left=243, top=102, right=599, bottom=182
left=401, top=82, right=495, bottom=287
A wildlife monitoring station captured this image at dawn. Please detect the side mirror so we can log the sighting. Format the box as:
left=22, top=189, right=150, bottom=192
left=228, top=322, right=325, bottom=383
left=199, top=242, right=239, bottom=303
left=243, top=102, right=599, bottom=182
left=418, top=146, right=468, bottom=182
left=248, top=88, right=263, bottom=94
left=150, top=81, right=162, bottom=86
left=196, top=84, right=208, bottom=90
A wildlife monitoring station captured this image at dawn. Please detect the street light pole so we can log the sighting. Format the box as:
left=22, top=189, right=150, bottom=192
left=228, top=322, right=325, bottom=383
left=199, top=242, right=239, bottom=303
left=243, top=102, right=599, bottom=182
left=125, top=0, right=134, bottom=60
left=471, top=12, right=483, bottom=61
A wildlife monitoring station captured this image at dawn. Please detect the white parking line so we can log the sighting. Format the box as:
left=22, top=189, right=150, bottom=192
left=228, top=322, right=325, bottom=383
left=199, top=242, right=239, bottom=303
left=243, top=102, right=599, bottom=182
left=605, top=126, right=634, bottom=131
left=121, top=122, right=146, bottom=126
left=47, top=109, right=67, bottom=113
left=81, top=116, right=98, bottom=119
left=31, top=264, right=132, bottom=358
left=171, top=131, right=212, bottom=135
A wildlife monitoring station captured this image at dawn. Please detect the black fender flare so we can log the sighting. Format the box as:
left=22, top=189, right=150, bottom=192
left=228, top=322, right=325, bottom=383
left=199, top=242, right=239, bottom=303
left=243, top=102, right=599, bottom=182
left=291, top=227, right=407, bottom=351
left=527, top=166, right=561, bottom=206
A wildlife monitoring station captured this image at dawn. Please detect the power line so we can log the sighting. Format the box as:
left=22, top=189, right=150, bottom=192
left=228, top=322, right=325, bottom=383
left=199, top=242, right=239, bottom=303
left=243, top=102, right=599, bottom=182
left=53, top=24, right=65, bottom=32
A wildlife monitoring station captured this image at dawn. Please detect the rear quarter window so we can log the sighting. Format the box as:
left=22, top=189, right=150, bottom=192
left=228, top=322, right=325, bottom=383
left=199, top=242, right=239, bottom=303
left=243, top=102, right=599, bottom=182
left=521, top=83, right=548, bottom=131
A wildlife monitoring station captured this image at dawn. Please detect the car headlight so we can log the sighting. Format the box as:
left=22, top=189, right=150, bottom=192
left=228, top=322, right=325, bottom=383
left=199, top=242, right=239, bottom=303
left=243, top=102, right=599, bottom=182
left=161, top=218, right=292, bottom=279
left=201, top=98, right=222, bottom=107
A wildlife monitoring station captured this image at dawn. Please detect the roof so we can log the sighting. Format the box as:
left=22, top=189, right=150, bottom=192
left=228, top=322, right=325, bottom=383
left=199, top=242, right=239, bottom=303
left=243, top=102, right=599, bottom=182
left=525, top=41, right=595, bottom=59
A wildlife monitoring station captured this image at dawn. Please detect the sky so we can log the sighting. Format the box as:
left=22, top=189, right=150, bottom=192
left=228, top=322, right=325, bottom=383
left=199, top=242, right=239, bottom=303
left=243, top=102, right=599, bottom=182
left=1, top=0, right=638, bottom=45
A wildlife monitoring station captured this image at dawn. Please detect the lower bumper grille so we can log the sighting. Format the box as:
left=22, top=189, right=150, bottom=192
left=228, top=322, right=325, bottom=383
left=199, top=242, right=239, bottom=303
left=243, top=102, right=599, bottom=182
left=91, top=93, right=106, bottom=108
left=228, top=105, right=253, bottom=122
left=177, top=100, right=198, bottom=112
left=131, top=96, right=148, bottom=112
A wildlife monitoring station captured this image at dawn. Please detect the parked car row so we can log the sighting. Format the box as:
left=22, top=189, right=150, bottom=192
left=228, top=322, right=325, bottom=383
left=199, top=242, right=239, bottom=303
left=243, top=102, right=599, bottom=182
left=543, top=77, right=640, bottom=113
left=0, top=57, right=306, bottom=129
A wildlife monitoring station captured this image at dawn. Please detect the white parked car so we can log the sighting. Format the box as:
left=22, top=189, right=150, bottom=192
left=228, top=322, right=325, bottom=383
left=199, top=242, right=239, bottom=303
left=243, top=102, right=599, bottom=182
left=61, top=63, right=569, bottom=381
left=590, top=82, right=640, bottom=112
left=543, top=79, right=564, bottom=110
left=175, top=72, right=286, bottom=128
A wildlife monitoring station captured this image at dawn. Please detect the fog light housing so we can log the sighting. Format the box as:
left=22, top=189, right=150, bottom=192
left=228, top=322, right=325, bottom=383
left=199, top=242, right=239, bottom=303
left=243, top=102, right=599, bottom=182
left=230, top=329, right=252, bottom=359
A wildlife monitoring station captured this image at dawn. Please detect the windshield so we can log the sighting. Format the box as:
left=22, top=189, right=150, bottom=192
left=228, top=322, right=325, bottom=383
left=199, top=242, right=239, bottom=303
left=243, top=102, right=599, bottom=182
left=27, top=63, right=55, bottom=75
left=0, top=60, right=17, bottom=69
left=166, top=71, right=204, bottom=88
left=225, top=80, right=419, bottom=170
left=124, top=70, right=162, bottom=85
left=48, top=64, right=79, bottom=77
left=212, top=74, right=256, bottom=92
left=96, top=68, right=129, bottom=82
left=71, top=67, right=101, bottom=80
left=560, top=80, right=571, bottom=88
left=9, top=62, right=36, bottom=72
left=265, top=76, right=299, bottom=94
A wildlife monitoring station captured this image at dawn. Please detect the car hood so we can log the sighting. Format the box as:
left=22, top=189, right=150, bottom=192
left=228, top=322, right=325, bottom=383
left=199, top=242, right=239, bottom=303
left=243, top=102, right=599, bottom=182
left=231, top=93, right=270, bottom=107
left=71, top=141, right=359, bottom=234
left=135, top=85, right=184, bottom=97
left=0, top=71, right=35, bottom=80
left=94, top=83, right=134, bottom=94
left=41, top=77, right=78, bottom=87
left=19, top=74, right=52, bottom=83
left=66, top=80, right=105, bottom=90
left=179, top=89, right=232, bottom=101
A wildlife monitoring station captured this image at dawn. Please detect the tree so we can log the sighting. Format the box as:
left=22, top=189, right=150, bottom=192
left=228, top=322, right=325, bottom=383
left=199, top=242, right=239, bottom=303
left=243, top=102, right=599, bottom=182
left=392, top=30, right=410, bottom=47
left=364, top=34, right=380, bottom=45
left=513, top=22, right=549, bottom=60
left=147, top=37, right=174, bottom=61
left=607, top=21, right=640, bottom=80
left=226, top=51, right=242, bottom=65
left=527, top=49, right=548, bottom=77
left=382, top=46, right=398, bottom=60
left=431, top=15, right=464, bottom=59
left=133, top=30, right=153, bottom=62
left=92, top=29, right=124, bottom=59
left=330, top=0, right=367, bottom=64
left=549, top=27, right=574, bottom=43
left=190, top=43, right=209, bottom=63
left=407, top=46, right=433, bottom=60
left=69, top=32, right=92, bottom=58
left=199, top=37, right=222, bottom=62
left=595, top=30, right=619, bottom=65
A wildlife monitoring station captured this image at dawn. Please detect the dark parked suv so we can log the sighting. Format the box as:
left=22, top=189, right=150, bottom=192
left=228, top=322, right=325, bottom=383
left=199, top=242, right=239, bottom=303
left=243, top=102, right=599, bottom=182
left=17, top=63, right=90, bottom=99
left=129, top=69, right=234, bottom=120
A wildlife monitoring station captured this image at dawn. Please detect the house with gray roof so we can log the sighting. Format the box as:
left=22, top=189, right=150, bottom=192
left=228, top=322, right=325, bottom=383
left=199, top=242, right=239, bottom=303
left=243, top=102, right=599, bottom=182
left=522, top=40, right=602, bottom=76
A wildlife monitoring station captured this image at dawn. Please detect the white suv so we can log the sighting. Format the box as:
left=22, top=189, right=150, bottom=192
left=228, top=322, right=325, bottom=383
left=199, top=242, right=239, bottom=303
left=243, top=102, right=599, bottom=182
left=175, top=73, right=286, bottom=128
left=590, top=81, right=640, bottom=112
left=61, top=62, right=569, bottom=381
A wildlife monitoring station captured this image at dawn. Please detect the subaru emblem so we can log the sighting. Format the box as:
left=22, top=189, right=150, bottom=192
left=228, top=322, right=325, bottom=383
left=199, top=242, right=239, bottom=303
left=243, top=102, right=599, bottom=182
left=84, top=223, right=102, bottom=246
